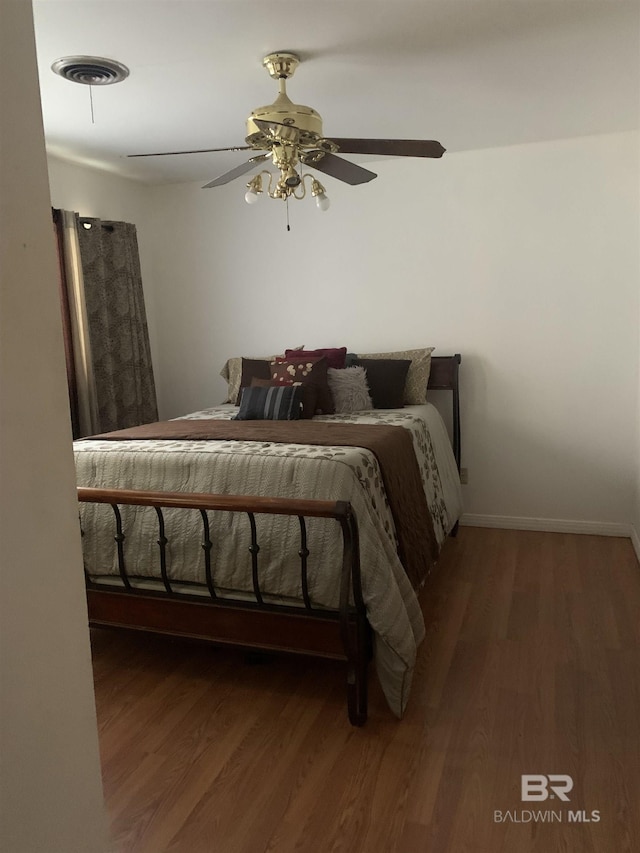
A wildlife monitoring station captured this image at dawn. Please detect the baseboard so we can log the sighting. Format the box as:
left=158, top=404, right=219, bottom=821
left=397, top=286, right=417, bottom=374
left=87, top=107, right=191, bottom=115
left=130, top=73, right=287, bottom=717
left=460, top=513, right=631, bottom=539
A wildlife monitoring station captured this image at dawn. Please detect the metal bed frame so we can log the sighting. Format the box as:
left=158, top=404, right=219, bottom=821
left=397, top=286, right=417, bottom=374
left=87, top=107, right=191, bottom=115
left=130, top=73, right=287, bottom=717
left=80, top=354, right=461, bottom=725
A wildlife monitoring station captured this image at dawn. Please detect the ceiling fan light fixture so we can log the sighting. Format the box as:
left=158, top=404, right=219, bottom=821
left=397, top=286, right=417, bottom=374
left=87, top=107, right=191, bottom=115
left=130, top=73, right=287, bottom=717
left=282, top=166, right=302, bottom=188
left=311, top=179, right=330, bottom=211
left=244, top=174, right=263, bottom=204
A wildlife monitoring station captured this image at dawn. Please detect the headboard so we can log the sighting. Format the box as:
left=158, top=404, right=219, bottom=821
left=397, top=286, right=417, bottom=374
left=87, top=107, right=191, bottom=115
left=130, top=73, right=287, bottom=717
left=427, top=354, right=461, bottom=471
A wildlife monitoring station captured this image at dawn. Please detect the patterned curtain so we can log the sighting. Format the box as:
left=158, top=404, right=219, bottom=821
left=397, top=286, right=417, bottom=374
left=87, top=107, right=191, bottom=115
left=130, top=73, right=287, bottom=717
left=53, top=210, right=158, bottom=436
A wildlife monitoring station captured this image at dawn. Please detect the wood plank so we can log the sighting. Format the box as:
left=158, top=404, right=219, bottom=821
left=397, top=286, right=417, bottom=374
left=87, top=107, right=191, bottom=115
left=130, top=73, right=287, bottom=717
left=91, top=528, right=640, bottom=852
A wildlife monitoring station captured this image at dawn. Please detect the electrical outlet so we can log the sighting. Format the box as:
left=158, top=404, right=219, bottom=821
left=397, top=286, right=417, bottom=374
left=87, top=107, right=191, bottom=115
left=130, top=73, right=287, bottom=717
left=460, top=467, right=469, bottom=485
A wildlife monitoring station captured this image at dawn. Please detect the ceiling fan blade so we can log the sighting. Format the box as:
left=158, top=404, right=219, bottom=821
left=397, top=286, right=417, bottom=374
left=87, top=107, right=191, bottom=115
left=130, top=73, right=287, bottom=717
left=330, top=139, right=445, bottom=158
left=128, top=145, right=252, bottom=158
left=304, top=152, right=377, bottom=186
left=201, top=153, right=270, bottom=189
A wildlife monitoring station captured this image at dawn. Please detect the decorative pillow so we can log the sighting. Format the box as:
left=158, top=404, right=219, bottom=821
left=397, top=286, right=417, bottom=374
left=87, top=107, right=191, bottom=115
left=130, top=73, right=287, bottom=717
left=353, top=359, right=411, bottom=409
left=285, top=347, right=347, bottom=370
left=220, top=357, right=265, bottom=404
left=234, top=358, right=273, bottom=404
left=271, top=356, right=334, bottom=414
left=219, top=346, right=304, bottom=403
left=327, top=367, right=373, bottom=414
left=234, top=384, right=303, bottom=421
left=356, top=347, right=435, bottom=404
left=251, top=378, right=317, bottom=419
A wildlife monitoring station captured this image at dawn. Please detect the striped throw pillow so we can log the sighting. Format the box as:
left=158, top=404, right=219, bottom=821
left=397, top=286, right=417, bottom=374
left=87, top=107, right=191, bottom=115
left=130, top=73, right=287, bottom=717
left=234, top=385, right=303, bottom=421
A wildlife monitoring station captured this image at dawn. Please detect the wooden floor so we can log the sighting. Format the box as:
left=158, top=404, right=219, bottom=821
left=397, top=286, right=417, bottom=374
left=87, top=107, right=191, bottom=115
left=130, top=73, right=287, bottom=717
left=91, top=527, right=640, bottom=853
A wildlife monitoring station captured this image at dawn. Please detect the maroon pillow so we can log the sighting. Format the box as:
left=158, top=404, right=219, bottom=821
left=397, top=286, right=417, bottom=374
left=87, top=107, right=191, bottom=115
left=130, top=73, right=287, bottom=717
left=271, top=356, right=334, bottom=414
left=285, top=347, right=347, bottom=370
left=251, top=378, right=317, bottom=419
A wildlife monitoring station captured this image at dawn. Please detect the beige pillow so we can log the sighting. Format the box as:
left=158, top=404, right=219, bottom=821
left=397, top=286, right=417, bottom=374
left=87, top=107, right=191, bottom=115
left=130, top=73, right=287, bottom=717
left=357, top=347, right=435, bottom=404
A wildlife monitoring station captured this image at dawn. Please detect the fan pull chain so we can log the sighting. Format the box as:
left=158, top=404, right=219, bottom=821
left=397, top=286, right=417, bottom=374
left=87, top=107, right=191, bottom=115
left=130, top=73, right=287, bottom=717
left=89, top=85, right=95, bottom=124
left=286, top=196, right=291, bottom=231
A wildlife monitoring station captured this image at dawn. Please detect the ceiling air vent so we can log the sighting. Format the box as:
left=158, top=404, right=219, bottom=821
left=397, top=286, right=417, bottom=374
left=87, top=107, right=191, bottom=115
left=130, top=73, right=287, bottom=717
left=51, top=56, right=129, bottom=86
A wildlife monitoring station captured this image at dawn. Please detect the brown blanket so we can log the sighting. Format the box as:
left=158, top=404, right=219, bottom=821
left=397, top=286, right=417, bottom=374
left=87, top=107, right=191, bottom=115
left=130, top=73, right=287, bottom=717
left=89, top=419, right=439, bottom=588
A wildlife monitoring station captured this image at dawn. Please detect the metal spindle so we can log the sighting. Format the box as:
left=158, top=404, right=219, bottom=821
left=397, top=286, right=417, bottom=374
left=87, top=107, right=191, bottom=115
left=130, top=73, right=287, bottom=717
left=298, top=516, right=312, bottom=609
left=111, top=503, right=131, bottom=589
left=154, top=506, right=172, bottom=593
left=79, top=487, right=369, bottom=725
left=200, top=509, right=216, bottom=598
left=247, top=512, right=262, bottom=604
left=79, top=517, right=93, bottom=586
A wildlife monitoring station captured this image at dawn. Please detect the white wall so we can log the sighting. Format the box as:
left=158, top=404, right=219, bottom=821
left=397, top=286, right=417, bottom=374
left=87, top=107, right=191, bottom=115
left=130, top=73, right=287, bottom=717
left=45, top=132, right=640, bottom=534
left=141, top=131, right=639, bottom=531
left=634, top=268, right=640, bottom=558
left=48, top=155, right=149, bottom=223
left=0, top=2, right=109, bottom=850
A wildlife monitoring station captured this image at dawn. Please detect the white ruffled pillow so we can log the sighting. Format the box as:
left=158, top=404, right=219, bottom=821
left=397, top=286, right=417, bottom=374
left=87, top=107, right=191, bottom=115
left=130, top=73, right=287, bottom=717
left=327, top=366, right=373, bottom=414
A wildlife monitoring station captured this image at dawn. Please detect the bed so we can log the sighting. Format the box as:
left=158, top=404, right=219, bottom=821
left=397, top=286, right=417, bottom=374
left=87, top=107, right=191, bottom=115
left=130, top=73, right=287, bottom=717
left=76, top=353, right=462, bottom=725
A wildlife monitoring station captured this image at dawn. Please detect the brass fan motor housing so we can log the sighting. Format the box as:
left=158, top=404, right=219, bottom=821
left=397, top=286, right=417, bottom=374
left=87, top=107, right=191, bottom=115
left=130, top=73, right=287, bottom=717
left=246, top=102, right=323, bottom=148
left=246, top=52, right=326, bottom=150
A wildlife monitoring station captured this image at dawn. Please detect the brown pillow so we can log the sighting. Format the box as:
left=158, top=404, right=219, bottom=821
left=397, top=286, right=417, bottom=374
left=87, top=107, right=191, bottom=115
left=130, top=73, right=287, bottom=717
left=356, top=347, right=435, bottom=404
left=251, top=378, right=317, bottom=419
left=219, top=346, right=305, bottom=404
left=270, top=356, right=334, bottom=414
left=353, top=358, right=411, bottom=408
left=235, top=358, right=273, bottom=404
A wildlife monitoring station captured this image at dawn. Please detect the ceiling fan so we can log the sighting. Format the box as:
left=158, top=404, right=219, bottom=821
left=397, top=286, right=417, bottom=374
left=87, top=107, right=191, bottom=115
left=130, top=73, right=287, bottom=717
left=129, top=52, right=445, bottom=209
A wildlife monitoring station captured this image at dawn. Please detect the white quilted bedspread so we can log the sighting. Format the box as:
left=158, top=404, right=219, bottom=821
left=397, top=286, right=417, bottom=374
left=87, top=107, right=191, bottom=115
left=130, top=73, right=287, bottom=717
left=75, top=403, right=462, bottom=717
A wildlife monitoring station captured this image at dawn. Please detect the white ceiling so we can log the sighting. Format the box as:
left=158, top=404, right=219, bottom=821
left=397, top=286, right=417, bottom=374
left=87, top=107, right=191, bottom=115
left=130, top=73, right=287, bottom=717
left=33, top=0, right=640, bottom=186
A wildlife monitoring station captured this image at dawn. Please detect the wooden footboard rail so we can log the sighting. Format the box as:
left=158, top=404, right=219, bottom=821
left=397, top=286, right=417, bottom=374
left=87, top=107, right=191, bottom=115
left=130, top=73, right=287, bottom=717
left=78, top=487, right=371, bottom=726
